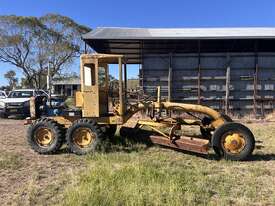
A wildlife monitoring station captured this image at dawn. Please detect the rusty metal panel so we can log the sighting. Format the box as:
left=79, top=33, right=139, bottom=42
left=149, top=135, right=209, bottom=154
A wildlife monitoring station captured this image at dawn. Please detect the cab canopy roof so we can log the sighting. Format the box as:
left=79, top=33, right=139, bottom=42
left=81, top=53, right=125, bottom=64
left=82, top=27, right=275, bottom=64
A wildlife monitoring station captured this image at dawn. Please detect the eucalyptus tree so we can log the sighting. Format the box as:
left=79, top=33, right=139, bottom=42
left=0, top=14, right=91, bottom=88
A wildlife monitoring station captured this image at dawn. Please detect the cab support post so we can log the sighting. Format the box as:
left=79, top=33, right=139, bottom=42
left=124, top=62, right=127, bottom=103
left=119, top=57, right=124, bottom=115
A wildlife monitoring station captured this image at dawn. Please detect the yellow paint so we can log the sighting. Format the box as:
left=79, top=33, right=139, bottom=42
left=223, top=133, right=246, bottom=154
left=35, top=128, right=54, bottom=147
left=137, top=120, right=174, bottom=128
left=211, top=118, right=226, bottom=129
left=75, top=91, right=83, bottom=107
left=162, top=102, right=222, bottom=121
left=52, top=116, right=75, bottom=128
left=72, top=127, right=96, bottom=148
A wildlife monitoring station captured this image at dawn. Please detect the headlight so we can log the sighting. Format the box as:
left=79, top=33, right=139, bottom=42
left=0, top=101, right=5, bottom=108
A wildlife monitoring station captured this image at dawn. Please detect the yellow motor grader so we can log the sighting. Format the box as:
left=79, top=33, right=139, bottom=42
left=26, top=53, right=255, bottom=161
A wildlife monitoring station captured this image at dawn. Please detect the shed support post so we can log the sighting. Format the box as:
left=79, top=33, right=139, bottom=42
left=253, top=62, right=259, bottom=118
left=253, top=42, right=259, bottom=119
left=168, top=53, right=172, bottom=102
left=225, top=54, right=231, bottom=115
left=198, top=64, right=201, bottom=104
left=71, top=84, right=73, bottom=97
left=139, top=64, right=143, bottom=101
left=61, top=85, right=64, bottom=96
left=124, top=63, right=127, bottom=102
left=139, top=64, right=143, bottom=88
left=197, top=40, right=201, bottom=104
left=84, top=42, right=87, bottom=54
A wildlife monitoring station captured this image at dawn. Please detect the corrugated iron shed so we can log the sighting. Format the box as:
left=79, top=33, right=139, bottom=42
left=82, top=27, right=275, bottom=117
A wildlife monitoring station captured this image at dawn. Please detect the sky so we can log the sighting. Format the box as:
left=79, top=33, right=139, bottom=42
left=1, top=0, right=275, bottom=85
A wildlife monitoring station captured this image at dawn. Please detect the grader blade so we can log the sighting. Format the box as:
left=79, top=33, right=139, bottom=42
left=149, top=135, right=209, bottom=154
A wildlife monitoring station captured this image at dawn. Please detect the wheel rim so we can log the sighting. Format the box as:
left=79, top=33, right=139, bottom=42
left=72, top=127, right=96, bottom=148
left=35, top=128, right=54, bottom=147
left=222, top=132, right=246, bottom=154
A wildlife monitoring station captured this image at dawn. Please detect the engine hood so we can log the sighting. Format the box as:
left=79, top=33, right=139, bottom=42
left=2, top=98, right=30, bottom=103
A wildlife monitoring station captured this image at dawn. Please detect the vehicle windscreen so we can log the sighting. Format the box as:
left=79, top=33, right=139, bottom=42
left=8, top=91, right=33, bottom=98
left=0, top=92, right=6, bottom=97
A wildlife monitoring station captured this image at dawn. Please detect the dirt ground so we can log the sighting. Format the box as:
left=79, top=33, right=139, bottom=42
left=0, top=119, right=86, bottom=206
left=0, top=118, right=275, bottom=206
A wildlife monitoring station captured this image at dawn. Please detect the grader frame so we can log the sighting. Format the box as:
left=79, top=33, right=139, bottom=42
left=27, top=53, right=255, bottom=160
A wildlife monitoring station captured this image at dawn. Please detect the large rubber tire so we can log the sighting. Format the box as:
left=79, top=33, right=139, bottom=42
left=0, top=113, right=8, bottom=118
left=212, top=122, right=255, bottom=161
left=27, top=118, right=64, bottom=154
left=220, top=114, right=233, bottom=122
left=66, top=119, right=103, bottom=155
left=105, top=125, right=117, bottom=138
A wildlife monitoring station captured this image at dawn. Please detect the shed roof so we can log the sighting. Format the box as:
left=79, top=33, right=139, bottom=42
left=82, top=27, right=275, bottom=64
left=83, top=27, right=275, bottom=40
left=52, top=78, right=80, bottom=85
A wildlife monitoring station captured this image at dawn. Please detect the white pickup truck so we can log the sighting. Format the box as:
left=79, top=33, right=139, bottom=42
left=0, top=89, right=48, bottom=118
left=0, top=90, right=7, bottom=99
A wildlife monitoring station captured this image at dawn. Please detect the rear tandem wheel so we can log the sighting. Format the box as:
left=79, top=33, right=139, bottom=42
left=66, top=119, right=104, bottom=155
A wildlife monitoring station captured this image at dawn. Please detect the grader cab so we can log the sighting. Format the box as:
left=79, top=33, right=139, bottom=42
left=26, top=53, right=255, bottom=161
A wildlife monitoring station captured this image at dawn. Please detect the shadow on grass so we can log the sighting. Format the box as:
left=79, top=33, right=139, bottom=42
left=104, top=129, right=221, bottom=160
left=248, top=140, right=275, bottom=161
left=106, top=130, right=275, bottom=162
left=101, top=133, right=154, bottom=154
left=248, top=153, right=275, bottom=161
left=55, top=148, right=69, bottom=155
left=52, top=129, right=275, bottom=162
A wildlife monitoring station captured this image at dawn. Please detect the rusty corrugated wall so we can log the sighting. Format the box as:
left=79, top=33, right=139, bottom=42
left=141, top=52, right=275, bottom=117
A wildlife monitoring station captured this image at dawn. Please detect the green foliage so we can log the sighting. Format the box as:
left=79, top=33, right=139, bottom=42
left=64, top=97, right=75, bottom=108
left=0, top=14, right=91, bottom=89
left=4, top=70, right=18, bottom=89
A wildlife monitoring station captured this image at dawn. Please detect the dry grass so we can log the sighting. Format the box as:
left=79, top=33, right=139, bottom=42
left=61, top=122, right=275, bottom=206
left=0, top=119, right=87, bottom=205
left=0, top=152, right=23, bottom=170
left=0, top=119, right=274, bottom=206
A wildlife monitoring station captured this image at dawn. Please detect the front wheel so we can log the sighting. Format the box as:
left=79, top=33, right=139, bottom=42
left=27, top=118, right=64, bottom=154
left=212, top=122, right=255, bottom=161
